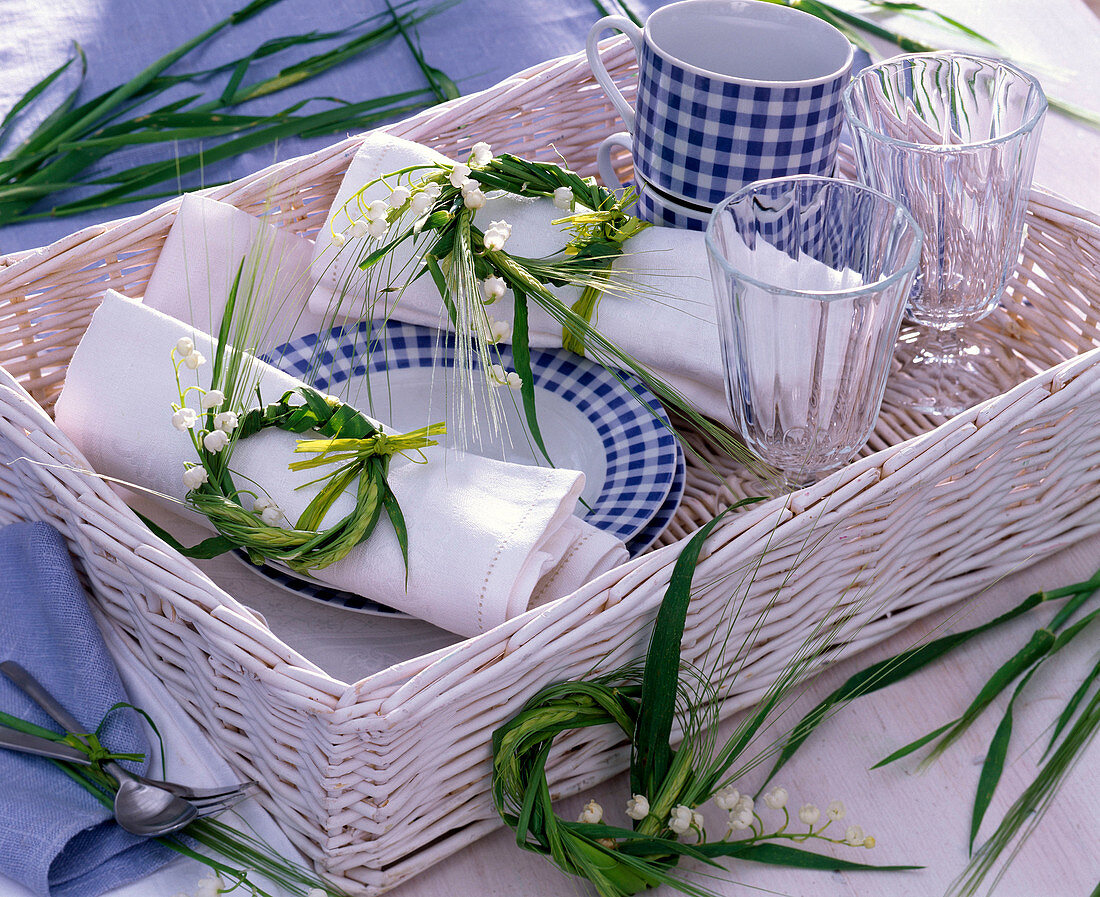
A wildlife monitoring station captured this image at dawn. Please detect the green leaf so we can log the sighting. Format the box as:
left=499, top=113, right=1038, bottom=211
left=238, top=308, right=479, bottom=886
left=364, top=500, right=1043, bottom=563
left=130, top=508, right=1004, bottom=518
left=697, top=841, right=922, bottom=872
left=632, top=507, right=731, bottom=799
left=134, top=511, right=237, bottom=559
left=765, top=587, right=1048, bottom=781
left=510, top=283, right=553, bottom=467
left=971, top=684, right=1019, bottom=853
left=873, top=719, right=956, bottom=768
left=1043, top=654, right=1100, bottom=760
left=380, top=475, right=409, bottom=578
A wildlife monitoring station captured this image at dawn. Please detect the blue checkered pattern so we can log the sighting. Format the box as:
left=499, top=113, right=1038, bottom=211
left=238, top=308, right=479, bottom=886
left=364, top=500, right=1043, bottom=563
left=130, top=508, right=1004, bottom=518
left=634, top=40, right=848, bottom=207
left=265, top=319, right=681, bottom=549
left=634, top=177, right=711, bottom=231
left=625, top=438, right=685, bottom=556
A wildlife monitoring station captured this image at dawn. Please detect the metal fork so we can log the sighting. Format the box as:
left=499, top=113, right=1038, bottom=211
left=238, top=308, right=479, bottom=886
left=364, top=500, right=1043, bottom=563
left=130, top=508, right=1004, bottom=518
left=0, top=661, right=257, bottom=835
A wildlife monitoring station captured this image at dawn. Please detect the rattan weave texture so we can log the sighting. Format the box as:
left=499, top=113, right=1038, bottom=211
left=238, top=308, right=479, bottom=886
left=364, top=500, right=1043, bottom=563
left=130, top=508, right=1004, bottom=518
left=1, top=38, right=1100, bottom=893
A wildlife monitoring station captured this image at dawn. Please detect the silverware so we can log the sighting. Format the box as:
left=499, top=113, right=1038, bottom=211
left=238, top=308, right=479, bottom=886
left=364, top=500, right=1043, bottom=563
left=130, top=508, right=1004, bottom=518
left=0, top=660, right=256, bottom=836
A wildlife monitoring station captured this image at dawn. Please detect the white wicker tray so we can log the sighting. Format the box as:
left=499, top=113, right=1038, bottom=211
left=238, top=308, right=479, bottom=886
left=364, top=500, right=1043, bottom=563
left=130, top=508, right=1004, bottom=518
left=2, top=39, right=1100, bottom=893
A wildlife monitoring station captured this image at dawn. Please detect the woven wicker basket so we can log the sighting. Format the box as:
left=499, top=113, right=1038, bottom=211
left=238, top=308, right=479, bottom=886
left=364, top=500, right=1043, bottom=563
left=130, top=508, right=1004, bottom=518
left=3, top=39, right=1100, bottom=893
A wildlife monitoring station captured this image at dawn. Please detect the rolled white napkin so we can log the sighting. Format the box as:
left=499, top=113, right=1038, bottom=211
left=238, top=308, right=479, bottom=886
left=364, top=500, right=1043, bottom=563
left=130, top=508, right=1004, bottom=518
left=308, top=133, right=733, bottom=425
left=144, top=194, right=326, bottom=352
left=55, top=292, right=627, bottom=637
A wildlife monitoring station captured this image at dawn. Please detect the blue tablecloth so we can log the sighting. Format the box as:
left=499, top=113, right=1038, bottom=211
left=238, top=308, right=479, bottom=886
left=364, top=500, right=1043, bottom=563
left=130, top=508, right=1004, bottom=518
left=0, top=0, right=664, bottom=254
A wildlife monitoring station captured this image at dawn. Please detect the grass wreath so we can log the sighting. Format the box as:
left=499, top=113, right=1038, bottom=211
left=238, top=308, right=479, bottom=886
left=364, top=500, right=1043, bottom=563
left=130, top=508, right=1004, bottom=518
left=492, top=505, right=919, bottom=897
left=145, top=331, right=443, bottom=574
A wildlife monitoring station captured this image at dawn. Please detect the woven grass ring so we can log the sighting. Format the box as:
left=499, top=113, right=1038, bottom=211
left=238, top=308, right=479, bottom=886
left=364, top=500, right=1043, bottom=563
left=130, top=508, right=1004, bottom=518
left=188, top=386, right=441, bottom=573
left=492, top=673, right=701, bottom=897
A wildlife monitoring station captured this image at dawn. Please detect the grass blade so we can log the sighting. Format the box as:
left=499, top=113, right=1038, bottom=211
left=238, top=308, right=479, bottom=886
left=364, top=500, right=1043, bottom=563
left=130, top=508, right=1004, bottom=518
left=697, top=841, right=921, bottom=872
left=765, top=587, right=1048, bottom=781
left=632, top=507, right=731, bottom=799
left=509, top=284, right=553, bottom=467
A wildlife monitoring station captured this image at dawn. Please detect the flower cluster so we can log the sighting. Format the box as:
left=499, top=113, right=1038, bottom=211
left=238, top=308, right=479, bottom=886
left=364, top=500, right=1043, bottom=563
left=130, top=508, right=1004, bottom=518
left=170, top=338, right=241, bottom=492
left=567, top=784, right=876, bottom=854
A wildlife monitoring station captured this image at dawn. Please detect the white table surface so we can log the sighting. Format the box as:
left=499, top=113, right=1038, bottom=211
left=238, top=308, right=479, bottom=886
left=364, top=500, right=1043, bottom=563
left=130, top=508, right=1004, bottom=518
left=2, top=1, right=1100, bottom=896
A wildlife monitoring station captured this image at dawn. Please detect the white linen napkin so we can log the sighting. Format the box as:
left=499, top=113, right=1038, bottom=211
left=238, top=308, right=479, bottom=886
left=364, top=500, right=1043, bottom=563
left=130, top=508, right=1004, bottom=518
left=307, top=133, right=733, bottom=425
left=144, top=194, right=325, bottom=353
left=54, top=292, right=626, bottom=637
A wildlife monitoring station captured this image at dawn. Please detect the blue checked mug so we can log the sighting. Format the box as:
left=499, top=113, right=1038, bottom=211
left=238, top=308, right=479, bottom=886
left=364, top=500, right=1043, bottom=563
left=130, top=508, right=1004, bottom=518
left=587, top=0, right=854, bottom=213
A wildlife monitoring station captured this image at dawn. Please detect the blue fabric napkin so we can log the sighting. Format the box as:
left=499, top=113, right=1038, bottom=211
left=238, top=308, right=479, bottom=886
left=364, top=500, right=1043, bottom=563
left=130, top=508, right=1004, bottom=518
left=0, top=521, right=172, bottom=897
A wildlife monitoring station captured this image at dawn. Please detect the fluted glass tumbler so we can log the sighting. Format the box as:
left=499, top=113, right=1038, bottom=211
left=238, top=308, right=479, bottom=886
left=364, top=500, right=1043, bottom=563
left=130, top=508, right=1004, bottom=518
left=844, top=52, right=1047, bottom=416
left=706, top=176, right=922, bottom=493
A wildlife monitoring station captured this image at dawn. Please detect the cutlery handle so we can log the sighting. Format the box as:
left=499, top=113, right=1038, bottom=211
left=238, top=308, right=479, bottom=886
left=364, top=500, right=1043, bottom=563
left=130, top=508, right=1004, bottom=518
left=0, top=660, right=88, bottom=734
left=0, top=725, right=91, bottom=765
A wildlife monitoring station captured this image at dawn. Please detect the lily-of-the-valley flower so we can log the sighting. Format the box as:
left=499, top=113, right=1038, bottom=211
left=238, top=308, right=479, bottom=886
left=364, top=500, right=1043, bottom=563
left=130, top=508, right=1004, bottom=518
left=200, top=389, right=225, bottom=410
left=488, top=319, right=512, bottom=344
left=470, top=141, right=493, bottom=166
left=844, top=825, right=866, bottom=846
left=553, top=185, right=573, bottom=211
left=183, top=351, right=206, bottom=370
left=368, top=218, right=389, bottom=239
left=483, top=219, right=512, bottom=252
left=388, top=186, right=411, bottom=207
left=259, top=505, right=284, bottom=527
left=203, top=429, right=230, bottom=453
left=422, top=180, right=442, bottom=200
left=332, top=230, right=349, bottom=247
left=448, top=162, right=472, bottom=187
left=488, top=363, right=522, bottom=389
left=625, top=794, right=649, bottom=821
left=351, top=218, right=369, bottom=239
left=763, top=786, right=788, bottom=810
left=668, top=804, right=693, bottom=835
left=182, top=465, right=208, bottom=490
left=714, top=785, right=740, bottom=811
left=367, top=198, right=389, bottom=221
left=410, top=191, right=433, bottom=215
left=172, top=407, right=198, bottom=431
left=175, top=337, right=195, bottom=357
left=578, top=799, right=604, bottom=825
left=798, top=803, right=821, bottom=826
left=481, top=275, right=507, bottom=304
left=213, top=410, right=238, bottom=433
left=827, top=799, right=846, bottom=821
left=195, top=875, right=224, bottom=897
left=463, top=188, right=487, bottom=210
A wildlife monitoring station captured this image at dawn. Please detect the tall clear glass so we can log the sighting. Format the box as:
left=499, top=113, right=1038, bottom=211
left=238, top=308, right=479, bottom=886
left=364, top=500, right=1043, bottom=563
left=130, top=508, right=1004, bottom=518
left=844, top=52, right=1047, bottom=416
left=706, top=176, right=922, bottom=493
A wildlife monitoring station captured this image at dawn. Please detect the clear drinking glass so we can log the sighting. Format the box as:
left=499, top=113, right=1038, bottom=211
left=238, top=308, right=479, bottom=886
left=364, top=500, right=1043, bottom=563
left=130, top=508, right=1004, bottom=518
left=844, top=52, right=1047, bottom=416
left=706, top=176, right=922, bottom=493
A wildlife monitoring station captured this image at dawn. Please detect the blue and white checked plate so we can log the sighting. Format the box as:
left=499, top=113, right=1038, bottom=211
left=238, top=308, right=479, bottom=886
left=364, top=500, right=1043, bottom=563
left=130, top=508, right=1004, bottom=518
left=244, top=320, right=686, bottom=615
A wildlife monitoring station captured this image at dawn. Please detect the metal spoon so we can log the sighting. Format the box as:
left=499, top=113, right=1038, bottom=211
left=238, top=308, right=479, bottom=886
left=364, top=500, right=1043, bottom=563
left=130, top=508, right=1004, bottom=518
left=0, top=660, right=198, bottom=837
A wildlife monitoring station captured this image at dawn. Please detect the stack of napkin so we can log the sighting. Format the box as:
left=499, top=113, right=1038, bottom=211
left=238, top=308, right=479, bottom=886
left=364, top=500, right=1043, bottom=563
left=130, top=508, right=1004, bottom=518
left=55, top=292, right=627, bottom=637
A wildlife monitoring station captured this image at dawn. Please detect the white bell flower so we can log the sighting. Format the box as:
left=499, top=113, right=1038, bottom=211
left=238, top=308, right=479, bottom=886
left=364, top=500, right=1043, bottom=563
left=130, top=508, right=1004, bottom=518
left=181, top=466, right=208, bottom=490
left=668, top=805, right=693, bottom=835
left=213, top=411, right=238, bottom=433
left=625, top=794, right=649, bottom=820
left=388, top=186, right=410, bottom=207
left=202, top=429, right=230, bottom=453
left=763, top=786, right=788, bottom=810
left=171, top=408, right=198, bottom=431
left=714, top=785, right=740, bottom=811
left=553, top=186, right=573, bottom=211
left=183, top=351, right=206, bottom=370
left=200, top=389, right=225, bottom=410
left=470, top=142, right=493, bottom=166
left=577, top=800, right=603, bottom=825
left=175, top=337, right=194, bottom=357
left=448, top=162, right=471, bottom=186
left=798, top=804, right=820, bottom=826
left=463, top=188, right=487, bottom=210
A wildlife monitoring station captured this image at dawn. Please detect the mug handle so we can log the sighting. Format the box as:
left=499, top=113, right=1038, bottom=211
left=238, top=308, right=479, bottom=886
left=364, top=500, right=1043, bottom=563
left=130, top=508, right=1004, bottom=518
left=597, top=132, right=633, bottom=191
left=586, top=15, right=643, bottom=133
